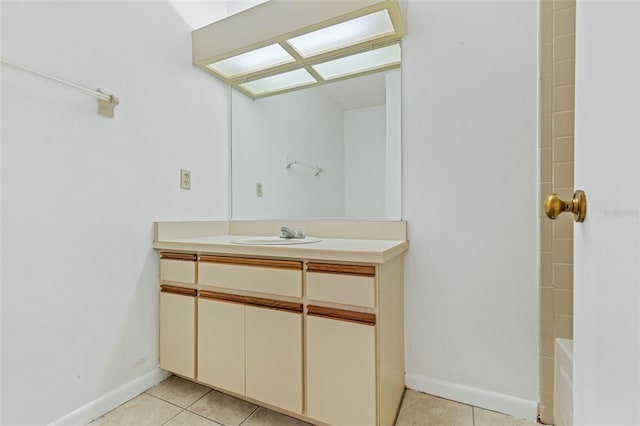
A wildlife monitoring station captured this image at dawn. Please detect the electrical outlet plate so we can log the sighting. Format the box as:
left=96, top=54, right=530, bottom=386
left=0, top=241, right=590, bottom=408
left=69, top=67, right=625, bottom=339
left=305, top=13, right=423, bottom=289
left=256, top=182, right=263, bottom=197
left=180, top=169, right=191, bottom=190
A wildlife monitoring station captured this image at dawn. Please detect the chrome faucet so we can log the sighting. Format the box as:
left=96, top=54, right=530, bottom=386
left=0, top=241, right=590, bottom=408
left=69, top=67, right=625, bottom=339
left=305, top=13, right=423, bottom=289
left=280, top=226, right=305, bottom=239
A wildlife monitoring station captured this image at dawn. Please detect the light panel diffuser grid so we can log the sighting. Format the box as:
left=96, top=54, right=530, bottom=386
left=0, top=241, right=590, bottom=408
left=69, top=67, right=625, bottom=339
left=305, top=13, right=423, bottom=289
left=312, top=44, right=401, bottom=80
left=206, top=44, right=294, bottom=77
left=239, top=68, right=318, bottom=96
left=286, top=10, right=395, bottom=58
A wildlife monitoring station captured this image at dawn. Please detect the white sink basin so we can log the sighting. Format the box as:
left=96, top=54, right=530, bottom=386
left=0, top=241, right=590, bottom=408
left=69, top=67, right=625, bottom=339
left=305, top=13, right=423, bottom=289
left=232, top=236, right=321, bottom=245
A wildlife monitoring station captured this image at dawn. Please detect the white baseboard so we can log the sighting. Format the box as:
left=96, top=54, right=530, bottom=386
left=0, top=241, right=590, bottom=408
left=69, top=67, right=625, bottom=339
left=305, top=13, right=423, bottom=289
left=48, top=368, right=171, bottom=426
left=405, top=373, right=538, bottom=422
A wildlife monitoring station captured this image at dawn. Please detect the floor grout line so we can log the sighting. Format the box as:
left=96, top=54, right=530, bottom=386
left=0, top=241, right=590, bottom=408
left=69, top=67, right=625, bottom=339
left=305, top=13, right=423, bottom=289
left=160, top=407, right=185, bottom=425
left=238, top=405, right=260, bottom=426
left=472, top=404, right=476, bottom=426
left=144, top=390, right=206, bottom=412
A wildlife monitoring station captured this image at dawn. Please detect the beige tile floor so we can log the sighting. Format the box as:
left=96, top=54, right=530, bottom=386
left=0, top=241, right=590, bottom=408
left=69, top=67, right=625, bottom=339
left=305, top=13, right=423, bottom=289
left=89, top=375, right=539, bottom=426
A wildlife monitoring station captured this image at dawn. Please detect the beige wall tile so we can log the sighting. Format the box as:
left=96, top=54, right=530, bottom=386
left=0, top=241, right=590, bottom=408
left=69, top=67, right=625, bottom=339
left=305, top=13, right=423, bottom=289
left=554, top=8, right=576, bottom=37
left=541, top=252, right=553, bottom=287
left=553, top=0, right=576, bottom=11
left=541, top=320, right=554, bottom=357
left=553, top=162, right=574, bottom=187
left=553, top=213, right=574, bottom=239
left=553, top=263, right=573, bottom=290
left=539, top=391, right=555, bottom=424
left=554, top=110, right=575, bottom=137
left=541, top=113, right=552, bottom=148
left=553, top=136, right=574, bottom=163
left=541, top=8, right=553, bottom=44
left=553, top=238, right=573, bottom=264
left=541, top=183, right=552, bottom=209
left=540, top=287, right=554, bottom=322
left=554, top=314, right=573, bottom=339
left=554, top=85, right=575, bottom=112
left=554, top=34, right=576, bottom=61
left=541, top=78, right=552, bottom=114
left=541, top=215, right=552, bottom=252
left=541, top=148, right=552, bottom=183
left=550, top=186, right=574, bottom=200
left=541, top=43, right=553, bottom=79
left=541, top=356, right=555, bottom=394
left=554, top=289, right=573, bottom=315
left=553, top=59, right=575, bottom=87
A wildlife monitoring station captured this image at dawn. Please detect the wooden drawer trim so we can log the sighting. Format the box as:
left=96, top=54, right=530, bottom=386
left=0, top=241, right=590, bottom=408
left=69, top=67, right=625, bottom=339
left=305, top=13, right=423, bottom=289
left=160, top=252, right=197, bottom=261
left=307, top=305, right=376, bottom=326
left=306, top=263, right=375, bottom=277
left=160, top=285, right=197, bottom=297
left=199, top=255, right=302, bottom=270
left=199, top=290, right=303, bottom=313
left=199, top=290, right=246, bottom=305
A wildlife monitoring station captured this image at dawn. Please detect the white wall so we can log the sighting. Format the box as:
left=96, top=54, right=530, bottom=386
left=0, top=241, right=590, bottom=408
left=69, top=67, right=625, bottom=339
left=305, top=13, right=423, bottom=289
left=0, top=1, right=229, bottom=424
left=344, top=105, right=386, bottom=217
left=402, top=0, right=539, bottom=420
left=231, top=87, right=345, bottom=219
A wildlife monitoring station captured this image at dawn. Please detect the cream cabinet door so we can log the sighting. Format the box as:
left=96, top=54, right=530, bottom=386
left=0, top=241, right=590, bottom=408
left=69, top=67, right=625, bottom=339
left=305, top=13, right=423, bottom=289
left=159, top=291, right=196, bottom=378
left=198, top=298, right=245, bottom=395
left=245, top=306, right=303, bottom=414
left=306, top=315, right=376, bottom=426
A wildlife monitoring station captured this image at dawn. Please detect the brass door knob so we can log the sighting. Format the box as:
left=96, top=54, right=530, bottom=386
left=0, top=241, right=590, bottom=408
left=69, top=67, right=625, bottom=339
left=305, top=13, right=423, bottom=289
left=544, top=190, right=587, bottom=222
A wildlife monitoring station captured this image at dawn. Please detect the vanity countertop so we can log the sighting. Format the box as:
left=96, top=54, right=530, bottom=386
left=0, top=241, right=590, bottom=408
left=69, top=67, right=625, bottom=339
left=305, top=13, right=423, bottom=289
left=153, top=235, right=408, bottom=264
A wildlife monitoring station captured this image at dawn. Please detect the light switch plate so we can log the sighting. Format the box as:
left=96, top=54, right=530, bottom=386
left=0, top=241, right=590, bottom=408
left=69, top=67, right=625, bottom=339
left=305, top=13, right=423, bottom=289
left=180, top=169, right=191, bottom=190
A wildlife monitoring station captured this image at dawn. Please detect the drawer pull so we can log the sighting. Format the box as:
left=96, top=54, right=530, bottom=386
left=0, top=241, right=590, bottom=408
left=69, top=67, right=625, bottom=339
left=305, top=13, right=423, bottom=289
left=199, top=290, right=303, bottom=313
left=307, top=305, right=375, bottom=326
left=160, top=252, right=197, bottom=261
left=199, top=255, right=302, bottom=270
left=161, top=285, right=197, bottom=297
left=306, top=263, right=375, bottom=277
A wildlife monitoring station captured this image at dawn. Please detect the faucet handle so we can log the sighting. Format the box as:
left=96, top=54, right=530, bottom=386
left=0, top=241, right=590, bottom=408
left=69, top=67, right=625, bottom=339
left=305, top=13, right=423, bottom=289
left=280, top=226, right=296, bottom=238
left=293, top=225, right=305, bottom=238
left=280, top=226, right=305, bottom=239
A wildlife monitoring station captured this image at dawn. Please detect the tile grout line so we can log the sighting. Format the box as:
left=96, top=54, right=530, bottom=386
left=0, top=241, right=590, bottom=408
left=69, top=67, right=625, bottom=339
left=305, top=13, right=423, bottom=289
left=238, top=406, right=260, bottom=426
left=160, top=407, right=185, bottom=426
left=145, top=388, right=212, bottom=412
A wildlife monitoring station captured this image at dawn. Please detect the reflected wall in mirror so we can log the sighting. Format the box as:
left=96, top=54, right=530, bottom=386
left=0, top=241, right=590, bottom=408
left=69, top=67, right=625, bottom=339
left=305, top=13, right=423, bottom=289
left=231, top=68, right=401, bottom=220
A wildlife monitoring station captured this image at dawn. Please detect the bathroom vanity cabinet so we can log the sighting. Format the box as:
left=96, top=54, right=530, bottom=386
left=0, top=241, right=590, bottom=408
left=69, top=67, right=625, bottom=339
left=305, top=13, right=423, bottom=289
left=154, top=228, right=407, bottom=426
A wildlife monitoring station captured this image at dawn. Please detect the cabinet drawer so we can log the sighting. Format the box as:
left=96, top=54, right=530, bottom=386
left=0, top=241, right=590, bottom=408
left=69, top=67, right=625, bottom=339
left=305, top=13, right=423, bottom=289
left=199, top=256, right=302, bottom=298
left=306, top=271, right=375, bottom=308
left=160, top=253, right=196, bottom=284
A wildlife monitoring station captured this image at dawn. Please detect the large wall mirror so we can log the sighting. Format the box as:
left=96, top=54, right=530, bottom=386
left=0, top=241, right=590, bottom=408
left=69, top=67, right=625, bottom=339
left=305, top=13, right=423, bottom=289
left=231, top=66, right=401, bottom=220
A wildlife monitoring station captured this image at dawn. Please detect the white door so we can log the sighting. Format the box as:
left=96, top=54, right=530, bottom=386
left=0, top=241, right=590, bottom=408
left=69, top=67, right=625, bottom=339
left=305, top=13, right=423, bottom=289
left=573, top=1, right=640, bottom=425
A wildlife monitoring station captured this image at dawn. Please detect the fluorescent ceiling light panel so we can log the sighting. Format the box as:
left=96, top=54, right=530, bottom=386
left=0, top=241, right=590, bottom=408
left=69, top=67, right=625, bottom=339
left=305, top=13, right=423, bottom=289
left=206, top=44, right=294, bottom=77
left=286, top=10, right=395, bottom=58
left=239, top=68, right=317, bottom=95
left=312, top=44, right=401, bottom=80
